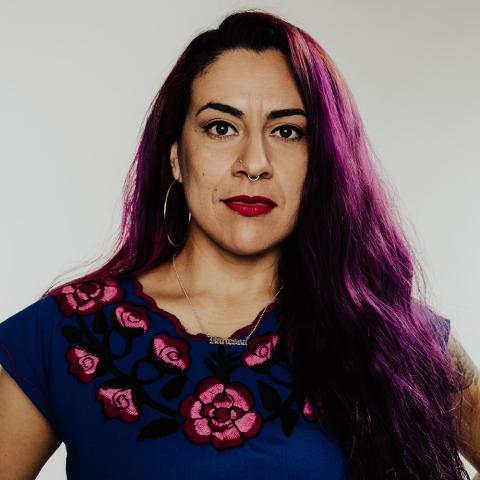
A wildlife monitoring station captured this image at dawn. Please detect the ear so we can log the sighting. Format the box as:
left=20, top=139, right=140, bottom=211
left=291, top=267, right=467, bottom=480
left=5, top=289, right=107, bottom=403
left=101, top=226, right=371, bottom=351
left=169, top=140, right=183, bottom=183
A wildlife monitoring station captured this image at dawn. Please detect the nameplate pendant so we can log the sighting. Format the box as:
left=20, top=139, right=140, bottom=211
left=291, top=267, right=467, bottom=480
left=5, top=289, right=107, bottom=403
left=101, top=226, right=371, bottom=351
left=208, top=336, right=248, bottom=346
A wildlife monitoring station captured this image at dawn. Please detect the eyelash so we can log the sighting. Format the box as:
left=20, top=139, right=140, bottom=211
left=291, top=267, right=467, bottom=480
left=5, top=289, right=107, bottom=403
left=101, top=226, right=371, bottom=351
left=201, top=120, right=305, bottom=143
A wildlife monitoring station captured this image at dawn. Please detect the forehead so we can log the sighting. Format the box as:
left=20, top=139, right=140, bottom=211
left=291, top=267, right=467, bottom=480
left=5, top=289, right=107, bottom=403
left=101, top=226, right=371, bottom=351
left=190, top=48, right=304, bottom=111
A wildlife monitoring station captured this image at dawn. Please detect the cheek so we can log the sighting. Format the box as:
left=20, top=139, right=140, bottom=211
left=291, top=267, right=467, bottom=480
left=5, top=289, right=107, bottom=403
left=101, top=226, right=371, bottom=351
left=283, top=162, right=307, bottom=204
left=183, top=166, right=223, bottom=210
left=180, top=145, right=209, bottom=186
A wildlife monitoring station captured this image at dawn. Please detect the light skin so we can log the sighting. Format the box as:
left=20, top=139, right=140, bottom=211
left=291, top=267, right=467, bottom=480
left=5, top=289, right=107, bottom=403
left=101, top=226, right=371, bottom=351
left=446, top=329, right=480, bottom=474
left=138, top=48, right=480, bottom=474
left=138, top=48, right=309, bottom=337
left=0, top=46, right=307, bottom=478
left=1, top=47, right=479, bottom=479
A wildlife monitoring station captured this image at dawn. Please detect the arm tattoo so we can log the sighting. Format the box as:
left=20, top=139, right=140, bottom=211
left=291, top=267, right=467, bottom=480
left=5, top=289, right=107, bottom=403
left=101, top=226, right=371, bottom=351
left=447, top=333, right=480, bottom=470
left=447, top=333, right=480, bottom=392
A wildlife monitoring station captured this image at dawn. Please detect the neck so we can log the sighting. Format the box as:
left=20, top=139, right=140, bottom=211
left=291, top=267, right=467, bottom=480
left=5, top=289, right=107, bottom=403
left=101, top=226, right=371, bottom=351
left=171, top=236, right=282, bottom=306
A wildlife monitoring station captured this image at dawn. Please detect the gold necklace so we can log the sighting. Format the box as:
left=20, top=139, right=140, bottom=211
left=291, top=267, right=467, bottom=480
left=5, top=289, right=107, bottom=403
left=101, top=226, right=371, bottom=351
left=171, top=252, right=284, bottom=346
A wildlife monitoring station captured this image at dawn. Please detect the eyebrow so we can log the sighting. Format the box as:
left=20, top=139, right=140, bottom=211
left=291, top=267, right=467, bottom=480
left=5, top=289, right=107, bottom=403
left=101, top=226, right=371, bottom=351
left=195, top=101, right=307, bottom=121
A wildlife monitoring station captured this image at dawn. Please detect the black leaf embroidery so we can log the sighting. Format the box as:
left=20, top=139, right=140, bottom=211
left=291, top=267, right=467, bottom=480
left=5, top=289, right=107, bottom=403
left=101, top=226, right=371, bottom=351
left=92, top=310, right=108, bottom=334
left=61, top=325, right=83, bottom=343
left=280, top=407, right=299, bottom=437
left=137, top=418, right=181, bottom=441
left=257, top=379, right=283, bottom=412
left=160, top=373, right=188, bottom=401
left=204, top=347, right=239, bottom=382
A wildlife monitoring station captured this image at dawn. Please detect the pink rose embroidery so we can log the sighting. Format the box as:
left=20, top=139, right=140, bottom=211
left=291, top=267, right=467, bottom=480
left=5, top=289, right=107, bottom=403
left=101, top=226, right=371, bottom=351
left=153, top=332, right=191, bottom=371
left=65, top=346, right=101, bottom=382
left=56, top=278, right=125, bottom=316
left=97, top=386, right=140, bottom=423
left=241, top=332, right=280, bottom=366
left=115, top=302, right=150, bottom=332
left=179, top=376, right=262, bottom=449
left=302, top=395, right=323, bottom=421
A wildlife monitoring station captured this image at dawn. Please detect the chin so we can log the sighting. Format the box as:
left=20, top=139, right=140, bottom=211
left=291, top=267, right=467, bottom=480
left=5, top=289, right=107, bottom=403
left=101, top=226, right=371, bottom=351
left=219, top=236, right=281, bottom=258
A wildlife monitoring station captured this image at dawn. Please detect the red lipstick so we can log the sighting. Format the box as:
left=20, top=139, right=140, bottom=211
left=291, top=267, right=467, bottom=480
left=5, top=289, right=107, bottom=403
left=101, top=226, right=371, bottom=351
left=222, top=195, right=276, bottom=217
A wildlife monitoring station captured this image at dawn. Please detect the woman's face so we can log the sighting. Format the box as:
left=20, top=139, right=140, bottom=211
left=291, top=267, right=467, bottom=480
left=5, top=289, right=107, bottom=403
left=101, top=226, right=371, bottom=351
left=170, top=48, right=309, bottom=256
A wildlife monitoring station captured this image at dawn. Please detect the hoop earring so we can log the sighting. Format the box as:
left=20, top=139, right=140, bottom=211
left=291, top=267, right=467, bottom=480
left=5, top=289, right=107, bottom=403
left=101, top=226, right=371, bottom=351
left=163, top=179, right=191, bottom=247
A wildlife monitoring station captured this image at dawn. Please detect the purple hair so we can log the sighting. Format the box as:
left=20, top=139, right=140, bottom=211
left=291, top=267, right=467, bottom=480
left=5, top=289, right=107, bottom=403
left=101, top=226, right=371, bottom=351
left=41, top=9, right=467, bottom=478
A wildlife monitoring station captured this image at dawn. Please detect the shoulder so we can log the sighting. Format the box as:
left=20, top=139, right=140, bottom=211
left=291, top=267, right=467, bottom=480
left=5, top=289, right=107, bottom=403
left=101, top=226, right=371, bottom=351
left=412, top=300, right=451, bottom=348
left=49, top=277, right=127, bottom=317
left=0, top=294, right=58, bottom=339
left=446, top=327, right=480, bottom=470
left=445, top=326, right=479, bottom=393
left=1, top=276, right=129, bottom=333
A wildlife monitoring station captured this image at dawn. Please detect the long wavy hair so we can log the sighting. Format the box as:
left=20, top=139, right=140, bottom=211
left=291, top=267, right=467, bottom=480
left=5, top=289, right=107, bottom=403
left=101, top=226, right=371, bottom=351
left=41, top=9, right=467, bottom=479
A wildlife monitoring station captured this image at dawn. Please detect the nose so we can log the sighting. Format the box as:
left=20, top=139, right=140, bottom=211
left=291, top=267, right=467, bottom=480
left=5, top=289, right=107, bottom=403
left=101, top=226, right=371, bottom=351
left=233, top=132, right=273, bottom=181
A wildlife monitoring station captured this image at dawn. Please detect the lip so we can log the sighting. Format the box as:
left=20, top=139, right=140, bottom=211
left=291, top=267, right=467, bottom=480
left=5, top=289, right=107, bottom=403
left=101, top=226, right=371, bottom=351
left=222, top=195, right=276, bottom=206
left=223, top=201, right=275, bottom=217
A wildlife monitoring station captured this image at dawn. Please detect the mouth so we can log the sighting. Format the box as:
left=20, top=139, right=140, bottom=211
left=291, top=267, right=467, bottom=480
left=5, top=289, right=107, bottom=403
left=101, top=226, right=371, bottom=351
left=222, top=195, right=276, bottom=206
left=222, top=195, right=276, bottom=217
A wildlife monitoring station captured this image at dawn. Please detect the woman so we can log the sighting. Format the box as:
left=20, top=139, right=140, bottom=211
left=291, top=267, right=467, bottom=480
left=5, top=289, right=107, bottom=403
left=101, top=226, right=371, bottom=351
left=0, top=9, right=478, bottom=479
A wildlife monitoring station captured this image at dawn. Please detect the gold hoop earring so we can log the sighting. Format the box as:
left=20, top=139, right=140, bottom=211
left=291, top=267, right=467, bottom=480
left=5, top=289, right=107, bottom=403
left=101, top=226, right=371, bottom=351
left=163, top=179, right=191, bottom=247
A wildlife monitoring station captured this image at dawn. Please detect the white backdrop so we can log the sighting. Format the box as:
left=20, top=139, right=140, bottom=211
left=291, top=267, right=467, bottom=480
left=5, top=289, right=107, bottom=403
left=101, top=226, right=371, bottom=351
left=1, top=0, right=479, bottom=478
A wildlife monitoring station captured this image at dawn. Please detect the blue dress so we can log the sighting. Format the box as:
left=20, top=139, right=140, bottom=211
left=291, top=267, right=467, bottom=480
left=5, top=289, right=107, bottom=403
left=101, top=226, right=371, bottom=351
left=0, top=276, right=450, bottom=479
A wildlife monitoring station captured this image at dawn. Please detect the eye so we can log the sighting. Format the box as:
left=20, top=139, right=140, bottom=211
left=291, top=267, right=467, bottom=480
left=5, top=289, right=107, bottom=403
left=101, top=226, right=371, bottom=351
left=201, top=120, right=305, bottom=143
left=201, top=120, right=237, bottom=141
left=271, top=125, right=305, bottom=143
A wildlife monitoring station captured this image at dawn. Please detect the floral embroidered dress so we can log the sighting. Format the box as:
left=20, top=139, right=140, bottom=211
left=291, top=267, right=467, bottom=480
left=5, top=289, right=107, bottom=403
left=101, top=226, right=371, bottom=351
left=0, top=277, right=450, bottom=480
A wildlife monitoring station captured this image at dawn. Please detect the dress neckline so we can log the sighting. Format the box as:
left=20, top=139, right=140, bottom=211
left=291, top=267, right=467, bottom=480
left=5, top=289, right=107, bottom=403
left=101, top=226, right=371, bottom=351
left=128, top=276, right=279, bottom=342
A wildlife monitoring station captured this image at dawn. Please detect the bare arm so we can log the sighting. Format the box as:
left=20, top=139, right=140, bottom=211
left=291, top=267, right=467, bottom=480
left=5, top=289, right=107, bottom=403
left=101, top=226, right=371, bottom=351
left=0, top=367, right=61, bottom=479
left=446, top=328, right=480, bottom=474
